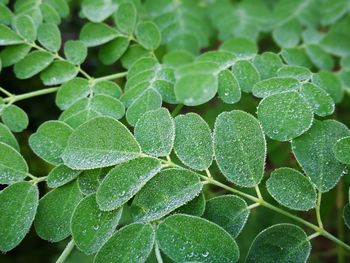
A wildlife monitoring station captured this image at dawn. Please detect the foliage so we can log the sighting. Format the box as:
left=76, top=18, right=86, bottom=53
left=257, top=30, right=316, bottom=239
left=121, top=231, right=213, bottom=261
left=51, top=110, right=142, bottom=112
left=1, top=0, right=350, bottom=262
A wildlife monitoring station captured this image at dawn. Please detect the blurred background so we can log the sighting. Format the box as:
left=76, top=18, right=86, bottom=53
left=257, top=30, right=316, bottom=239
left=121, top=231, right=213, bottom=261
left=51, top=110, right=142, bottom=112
left=1, top=0, right=350, bottom=262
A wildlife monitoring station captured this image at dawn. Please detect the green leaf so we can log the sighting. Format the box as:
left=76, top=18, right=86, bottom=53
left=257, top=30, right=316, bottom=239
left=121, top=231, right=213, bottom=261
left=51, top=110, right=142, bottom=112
left=81, top=0, right=117, bottom=23
left=0, top=122, right=20, bottom=151
left=0, top=44, right=31, bottom=67
left=64, top=40, right=87, bottom=65
left=306, top=44, right=334, bottom=70
left=71, top=194, right=122, bottom=254
left=174, top=192, right=206, bottom=217
left=45, top=0, right=69, bottom=18
left=217, top=69, right=241, bottom=104
left=334, top=136, right=350, bottom=164
left=120, top=44, right=152, bottom=69
left=37, top=23, right=61, bottom=52
left=1, top=104, right=28, bottom=132
left=13, top=15, right=36, bottom=42
left=272, top=19, right=301, bottom=48
left=312, top=71, right=343, bottom=103
left=0, top=4, right=12, bottom=25
left=253, top=52, right=283, bottom=79
left=174, top=113, right=213, bottom=171
left=114, top=1, right=137, bottom=35
left=93, top=80, right=122, bottom=98
left=246, top=224, right=311, bottom=263
left=40, top=60, right=78, bottom=86
left=55, top=78, right=90, bottom=110
left=98, top=36, right=129, bottom=65
left=0, top=182, right=38, bottom=252
left=214, top=110, right=266, bottom=187
left=0, top=24, right=23, bottom=45
left=292, top=119, right=350, bottom=192
left=196, top=50, right=236, bottom=68
left=277, top=65, right=312, bottom=81
left=300, top=83, right=335, bottom=117
left=14, top=50, right=54, bottom=79
left=126, top=88, right=162, bottom=126
left=320, top=30, right=350, bottom=57
left=80, top=22, right=118, bottom=47
left=29, top=120, right=73, bottom=165
left=157, top=214, right=239, bottom=263
left=34, top=181, right=82, bottom=242
left=135, top=21, right=161, bottom=50
left=252, top=77, right=300, bottom=98
left=231, top=60, right=260, bottom=93
left=257, top=91, right=313, bottom=141
left=96, top=157, right=162, bottom=211
left=62, top=117, right=141, bottom=170
left=40, top=3, right=61, bottom=25
left=47, top=164, right=81, bottom=188
left=203, top=195, right=249, bottom=238
left=94, top=223, right=155, bottom=263
left=0, top=142, right=28, bottom=184
left=162, top=50, right=195, bottom=67
left=281, top=47, right=313, bottom=68
left=131, top=168, right=203, bottom=222
left=220, top=37, right=257, bottom=58
left=134, top=108, right=175, bottom=157
left=266, top=167, right=316, bottom=211
left=78, top=169, right=101, bottom=195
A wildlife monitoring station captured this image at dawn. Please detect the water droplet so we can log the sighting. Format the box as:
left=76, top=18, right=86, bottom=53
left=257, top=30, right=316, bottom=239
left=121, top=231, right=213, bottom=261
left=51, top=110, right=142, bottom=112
left=202, top=251, right=209, bottom=257
left=119, top=191, right=126, bottom=197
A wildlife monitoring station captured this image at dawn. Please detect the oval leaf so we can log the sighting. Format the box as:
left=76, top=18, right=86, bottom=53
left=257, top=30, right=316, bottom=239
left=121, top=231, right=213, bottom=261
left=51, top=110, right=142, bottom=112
left=334, top=136, right=350, bottom=164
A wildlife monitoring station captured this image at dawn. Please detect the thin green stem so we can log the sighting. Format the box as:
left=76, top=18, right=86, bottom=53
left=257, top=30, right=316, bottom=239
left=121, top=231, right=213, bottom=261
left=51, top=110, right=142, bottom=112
left=316, top=191, right=324, bottom=229
left=171, top=104, right=184, bottom=117
left=0, top=87, right=12, bottom=97
left=155, top=241, right=164, bottom=263
left=29, top=176, right=48, bottom=184
left=94, top=72, right=128, bottom=82
left=308, top=232, right=321, bottom=240
left=247, top=203, right=260, bottom=210
left=3, top=87, right=59, bottom=103
left=56, top=239, right=75, bottom=263
left=255, top=185, right=263, bottom=200
left=205, top=168, right=212, bottom=178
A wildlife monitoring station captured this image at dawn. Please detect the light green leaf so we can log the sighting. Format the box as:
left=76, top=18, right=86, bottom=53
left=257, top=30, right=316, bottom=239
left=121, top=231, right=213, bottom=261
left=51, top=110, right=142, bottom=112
left=29, top=120, right=73, bottom=165
left=135, top=21, right=161, bottom=50
left=174, top=113, right=213, bottom=171
left=162, top=50, right=195, bottom=67
left=312, top=71, right=343, bottom=103
left=134, top=108, right=175, bottom=157
left=203, top=195, right=249, bottom=238
left=281, top=47, right=313, bottom=68
left=157, top=214, right=239, bottom=263
left=253, top=52, right=283, bottom=79
left=231, top=60, right=260, bottom=93
left=114, top=1, right=137, bottom=35
left=0, top=24, right=23, bottom=45
left=334, top=136, right=350, bottom=164
left=252, top=77, right=300, bottom=98
left=0, top=4, right=12, bottom=25
left=220, top=38, right=257, bottom=58
left=196, top=50, right=236, bottom=68
left=257, top=91, right=313, bottom=141
left=14, top=50, right=54, bottom=79
left=13, top=15, right=36, bottom=42
left=131, top=168, right=203, bottom=222
left=341, top=55, right=350, bottom=71
left=214, top=110, right=266, bottom=187
left=0, top=122, right=19, bottom=151
left=40, top=3, right=61, bottom=25
left=218, top=69, right=241, bottom=104
left=71, top=194, right=122, bottom=255
left=62, top=117, right=141, bottom=170
left=94, top=223, right=155, bottom=263
left=78, top=169, right=101, bottom=195
left=64, top=40, right=87, bottom=65
left=320, top=30, right=350, bottom=57
left=47, top=164, right=81, bottom=188
left=93, top=80, right=122, bottom=98
left=37, top=23, right=61, bottom=52
left=300, top=83, right=335, bottom=117
left=34, top=181, right=82, bottom=242
left=174, top=192, right=206, bottom=217
left=0, top=182, right=38, bottom=252
left=126, top=88, right=162, bottom=126
left=81, top=0, right=117, bottom=22
left=120, top=44, right=152, bottom=69
left=306, top=44, right=334, bottom=70
left=0, top=44, right=30, bottom=67
left=80, top=22, right=118, bottom=47
left=246, top=224, right=311, bottom=263
left=272, top=19, right=301, bottom=48
left=1, top=104, right=28, bottom=132
left=96, top=157, right=162, bottom=211
left=292, top=119, right=350, bottom=192
left=277, top=65, right=311, bottom=81
left=55, top=78, right=90, bottom=110
left=266, top=167, right=316, bottom=211
left=40, top=60, right=78, bottom=86
left=45, top=0, right=69, bottom=18
left=98, top=37, right=129, bottom=65
left=0, top=142, right=28, bottom=184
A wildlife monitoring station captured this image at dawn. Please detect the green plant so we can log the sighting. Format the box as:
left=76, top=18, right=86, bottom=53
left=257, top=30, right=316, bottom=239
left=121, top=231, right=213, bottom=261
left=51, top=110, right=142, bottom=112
left=1, top=0, right=350, bottom=262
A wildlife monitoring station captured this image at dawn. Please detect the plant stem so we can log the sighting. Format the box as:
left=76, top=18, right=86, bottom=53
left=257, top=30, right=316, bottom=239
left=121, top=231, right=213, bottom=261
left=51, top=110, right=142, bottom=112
left=171, top=104, right=184, bottom=117
left=308, top=232, right=321, bottom=240
left=0, top=87, right=12, bottom=97
left=316, top=191, right=324, bottom=229
left=94, top=72, right=128, bottom=82
left=155, top=241, right=164, bottom=263
left=56, top=240, right=75, bottom=263
left=255, top=185, right=263, bottom=200
left=3, top=87, right=59, bottom=103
